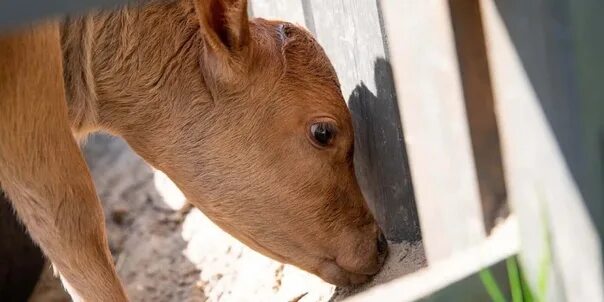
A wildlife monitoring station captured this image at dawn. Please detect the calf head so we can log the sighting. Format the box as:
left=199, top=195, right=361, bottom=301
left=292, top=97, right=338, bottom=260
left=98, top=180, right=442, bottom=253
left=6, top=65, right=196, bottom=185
left=119, top=0, right=387, bottom=286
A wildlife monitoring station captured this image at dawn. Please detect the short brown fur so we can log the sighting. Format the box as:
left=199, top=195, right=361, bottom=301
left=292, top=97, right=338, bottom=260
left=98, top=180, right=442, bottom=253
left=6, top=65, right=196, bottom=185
left=0, top=0, right=386, bottom=300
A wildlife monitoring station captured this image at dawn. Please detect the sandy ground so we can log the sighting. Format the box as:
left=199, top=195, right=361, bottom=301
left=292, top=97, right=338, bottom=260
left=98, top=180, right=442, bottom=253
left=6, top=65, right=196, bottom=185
left=28, top=134, right=426, bottom=302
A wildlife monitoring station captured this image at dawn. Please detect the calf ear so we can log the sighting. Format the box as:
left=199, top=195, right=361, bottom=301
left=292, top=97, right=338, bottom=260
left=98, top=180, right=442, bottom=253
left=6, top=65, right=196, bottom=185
left=194, top=0, right=250, bottom=58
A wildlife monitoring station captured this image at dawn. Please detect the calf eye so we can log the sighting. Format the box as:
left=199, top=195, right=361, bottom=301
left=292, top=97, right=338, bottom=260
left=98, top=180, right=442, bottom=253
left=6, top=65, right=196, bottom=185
left=309, top=120, right=337, bottom=147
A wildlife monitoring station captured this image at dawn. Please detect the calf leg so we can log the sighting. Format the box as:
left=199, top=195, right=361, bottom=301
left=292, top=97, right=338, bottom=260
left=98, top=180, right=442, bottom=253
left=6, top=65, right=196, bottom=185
left=0, top=22, right=127, bottom=301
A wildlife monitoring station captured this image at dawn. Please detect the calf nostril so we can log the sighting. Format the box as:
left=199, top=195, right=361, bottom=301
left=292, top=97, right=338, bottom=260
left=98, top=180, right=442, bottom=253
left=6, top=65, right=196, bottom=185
left=377, top=231, right=388, bottom=256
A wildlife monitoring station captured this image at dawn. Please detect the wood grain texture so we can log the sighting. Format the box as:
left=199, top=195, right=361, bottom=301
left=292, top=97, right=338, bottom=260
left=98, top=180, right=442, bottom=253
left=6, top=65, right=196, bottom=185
left=380, top=0, right=486, bottom=262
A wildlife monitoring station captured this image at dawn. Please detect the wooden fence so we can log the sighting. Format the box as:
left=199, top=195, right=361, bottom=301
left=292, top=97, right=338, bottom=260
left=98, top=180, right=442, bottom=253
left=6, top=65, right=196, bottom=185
left=1, top=0, right=603, bottom=300
left=251, top=0, right=604, bottom=300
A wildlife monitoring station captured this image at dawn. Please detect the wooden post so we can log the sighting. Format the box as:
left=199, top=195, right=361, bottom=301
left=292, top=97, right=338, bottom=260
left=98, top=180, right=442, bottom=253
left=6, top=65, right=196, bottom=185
left=480, top=0, right=604, bottom=300
left=380, top=0, right=486, bottom=262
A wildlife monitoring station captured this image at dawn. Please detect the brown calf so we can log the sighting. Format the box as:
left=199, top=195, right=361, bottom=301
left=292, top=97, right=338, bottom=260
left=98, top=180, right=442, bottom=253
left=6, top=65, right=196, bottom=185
left=0, top=0, right=387, bottom=300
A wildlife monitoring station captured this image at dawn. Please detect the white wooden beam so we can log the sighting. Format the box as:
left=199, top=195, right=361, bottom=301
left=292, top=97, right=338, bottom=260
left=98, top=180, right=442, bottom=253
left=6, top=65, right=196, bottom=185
left=480, top=0, right=604, bottom=300
left=380, top=0, right=486, bottom=262
left=344, top=217, right=519, bottom=302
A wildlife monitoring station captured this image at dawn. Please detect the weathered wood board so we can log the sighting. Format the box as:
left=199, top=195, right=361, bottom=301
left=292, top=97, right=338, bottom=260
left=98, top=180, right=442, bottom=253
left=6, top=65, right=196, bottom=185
left=380, top=0, right=486, bottom=262
left=344, top=217, right=519, bottom=302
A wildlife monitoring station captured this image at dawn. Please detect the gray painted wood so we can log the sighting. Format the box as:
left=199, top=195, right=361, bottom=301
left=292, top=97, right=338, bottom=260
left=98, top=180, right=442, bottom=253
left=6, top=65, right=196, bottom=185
left=250, top=0, right=420, bottom=242
left=481, top=0, right=604, bottom=300
left=380, top=0, right=486, bottom=262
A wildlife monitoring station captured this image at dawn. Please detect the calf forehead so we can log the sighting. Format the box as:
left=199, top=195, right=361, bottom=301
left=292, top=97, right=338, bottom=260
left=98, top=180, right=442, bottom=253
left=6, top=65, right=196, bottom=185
left=247, top=21, right=351, bottom=127
left=282, top=82, right=347, bottom=115
left=248, top=20, right=341, bottom=99
left=283, top=33, right=339, bottom=86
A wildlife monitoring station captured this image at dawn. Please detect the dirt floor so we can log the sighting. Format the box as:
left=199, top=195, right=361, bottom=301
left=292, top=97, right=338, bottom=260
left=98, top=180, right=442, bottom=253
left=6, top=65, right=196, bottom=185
left=28, top=134, right=426, bottom=302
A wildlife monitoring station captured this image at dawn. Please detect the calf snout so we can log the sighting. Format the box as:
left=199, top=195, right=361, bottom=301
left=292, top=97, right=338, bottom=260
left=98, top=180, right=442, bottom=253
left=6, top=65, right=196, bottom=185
left=355, top=227, right=388, bottom=275
left=319, top=223, right=388, bottom=286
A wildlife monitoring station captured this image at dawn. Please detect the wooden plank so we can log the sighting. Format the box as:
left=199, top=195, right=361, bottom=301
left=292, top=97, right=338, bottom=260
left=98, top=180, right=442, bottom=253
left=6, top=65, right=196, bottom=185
left=308, top=0, right=420, bottom=242
left=380, top=0, right=486, bottom=261
left=419, top=259, right=512, bottom=302
left=480, top=0, right=604, bottom=300
left=448, top=0, right=508, bottom=233
left=248, top=0, right=308, bottom=29
left=344, top=217, right=518, bottom=302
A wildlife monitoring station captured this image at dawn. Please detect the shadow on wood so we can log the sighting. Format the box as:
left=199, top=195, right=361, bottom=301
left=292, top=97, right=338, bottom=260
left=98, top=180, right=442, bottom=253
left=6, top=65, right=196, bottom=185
left=349, top=58, right=420, bottom=243
left=449, top=0, right=509, bottom=233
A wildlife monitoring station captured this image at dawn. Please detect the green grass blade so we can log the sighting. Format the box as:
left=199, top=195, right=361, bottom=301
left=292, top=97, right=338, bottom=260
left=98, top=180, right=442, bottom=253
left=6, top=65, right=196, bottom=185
left=536, top=188, right=553, bottom=301
left=506, top=257, right=523, bottom=302
left=519, top=263, right=535, bottom=302
left=537, top=250, right=550, bottom=301
left=479, top=268, right=507, bottom=302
